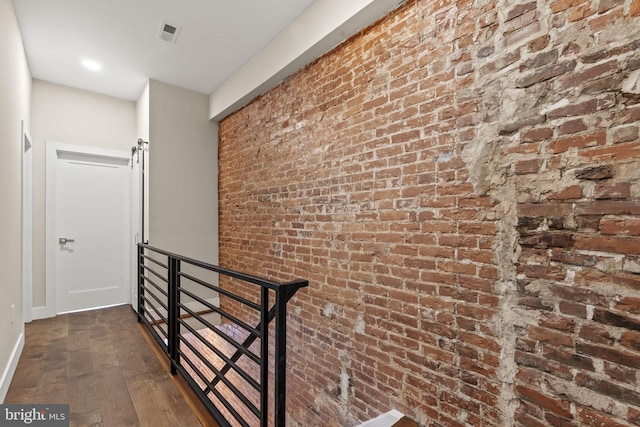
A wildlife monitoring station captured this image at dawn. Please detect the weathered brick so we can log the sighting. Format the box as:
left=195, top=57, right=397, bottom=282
left=516, top=385, right=572, bottom=417
left=545, top=346, right=595, bottom=371
left=593, top=309, right=640, bottom=331
left=574, top=235, right=640, bottom=255
left=580, top=141, right=640, bottom=162
left=579, top=323, right=615, bottom=345
left=607, top=124, right=639, bottom=144
left=551, top=0, right=588, bottom=12
left=599, top=216, right=640, bottom=235
left=556, top=60, right=619, bottom=91
left=507, top=2, right=537, bottom=20
left=546, top=94, right=615, bottom=118
left=593, top=182, right=630, bottom=200
left=557, top=118, right=587, bottom=135
left=522, top=127, right=554, bottom=142
left=547, top=131, right=606, bottom=153
left=575, top=373, right=640, bottom=406
left=547, top=185, right=583, bottom=200
left=578, top=407, right=632, bottom=427
left=574, top=165, right=613, bottom=180
left=517, top=61, right=577, bottom=88
left=515, top=158, right=542, bottom=174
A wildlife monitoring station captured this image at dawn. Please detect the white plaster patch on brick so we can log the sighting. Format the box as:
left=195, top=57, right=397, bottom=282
left=323, top=302, right=335, bottom=318
left=540, top=98, right=569, bottom=115
left=564, top=269, right=576, bottom=284
left=354, top=314, right=366, bottom=334
left=586, top=304, right=595, bottom=320
left=623, top=258, right=640, bottom=274
left=622, top=69, right=640, bottom=94
left=434, top=152, right=454, bottom=163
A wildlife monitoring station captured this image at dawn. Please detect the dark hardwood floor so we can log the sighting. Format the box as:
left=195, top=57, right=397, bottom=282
left=5, top=305, right=206, bottom=427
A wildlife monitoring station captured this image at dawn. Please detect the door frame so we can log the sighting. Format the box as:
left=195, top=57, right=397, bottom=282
left=21, top=121, right=33, bottom=323
left=45, top=141, right=133, bottom=317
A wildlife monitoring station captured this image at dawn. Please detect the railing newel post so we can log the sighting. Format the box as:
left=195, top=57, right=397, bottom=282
left=168, top=255, right=179, bottom=375
left=274, top=286, right=288, bottom=427
left=260, top=287, right=269, bottom=427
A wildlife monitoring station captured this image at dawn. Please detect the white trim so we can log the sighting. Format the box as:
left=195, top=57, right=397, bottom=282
left=46, top=141, right=132, bottom=317
left=57, top=302, right=129, bottom=316
left=21, top=121, right=33, bottom=323
left=208, top=0, right=404, bottom=120
left=0, top=332, right=25, bottom=403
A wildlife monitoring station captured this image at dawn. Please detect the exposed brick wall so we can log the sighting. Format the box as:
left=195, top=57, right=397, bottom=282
left=218, top=0, right=640, bottom=425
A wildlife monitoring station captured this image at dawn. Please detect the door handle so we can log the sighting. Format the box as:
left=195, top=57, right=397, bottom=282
left=59, top=237, right=75, bottom=244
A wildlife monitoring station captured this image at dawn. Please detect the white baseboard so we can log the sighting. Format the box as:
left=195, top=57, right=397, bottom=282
left=0, top=332, right=25, bottom=403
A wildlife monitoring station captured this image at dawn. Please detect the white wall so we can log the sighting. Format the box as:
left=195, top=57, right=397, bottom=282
left=31, top=80, right=136, bottom=311
left=148, top=80, right=218, bottom=264
left=0, top=0, right=31, bottom=401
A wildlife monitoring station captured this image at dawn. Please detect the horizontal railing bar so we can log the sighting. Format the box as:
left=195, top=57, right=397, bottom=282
left=141, top=286, right=169, bottom=312
left=178, top=304, right=261, bottom=365
left=179, top=320, right=260, bottom=392
left=140, top=243, right=308, bottom=291
left=178, top=338, right=260, bottom=418
left=177, top=356, right=251, bottom=427
left=142, top=264, right=169, bottom=284
left=179, top=271, right=261, bottom=312
left=141, top=274, right=169, bottom=298
left=141, top=295, right=169, bottom=328
left=141, top=253, right=168, bottom=270
left=179, top=288, right=261, bottom=338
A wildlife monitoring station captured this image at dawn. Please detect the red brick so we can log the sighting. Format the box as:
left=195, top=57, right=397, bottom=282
left=546, top=185, right=583, bottom=200
left=615, top=297, right=640, bottom=315
left=528, top=325, right=574, bottom=347
left=547, top=131, right=606, bottom=153
left=576, top=200, right=640, bottom=215
left=599, top=216, right=640, bottom=235
left=556, top=60, right=619, bottom=91
left=546, top=94, right=615, bottom=118
left=516, top=386, right=572, bottom=418
left=574, top=235, right=640, bottom=255
left=539, top=313, right=575, bottom=332
left=579, top=324, right=615, bottom=345
left=575, top=372, right=640, bottom=406
left=558, top=118, right=587, bottom=135
left=577, top=407, right=631, bottom=427
left=580, top=141, right=640, bottom=161
left=515, top=159, right=542, bottom=174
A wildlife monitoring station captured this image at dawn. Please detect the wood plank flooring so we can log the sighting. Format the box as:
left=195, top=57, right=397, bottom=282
left=5, top=305, right=206, bottom=427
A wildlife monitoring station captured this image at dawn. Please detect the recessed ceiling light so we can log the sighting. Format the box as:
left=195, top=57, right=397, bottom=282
left=81, top=59, right=102, bottom=71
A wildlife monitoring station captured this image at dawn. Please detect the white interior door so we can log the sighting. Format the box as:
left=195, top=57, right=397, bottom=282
left=53, top=147, right=131, bottom=314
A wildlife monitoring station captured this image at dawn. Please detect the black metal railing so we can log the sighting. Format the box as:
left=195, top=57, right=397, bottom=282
left=137, top=243, right=308, bottom=427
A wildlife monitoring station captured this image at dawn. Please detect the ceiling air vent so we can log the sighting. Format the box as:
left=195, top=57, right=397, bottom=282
left=157, top=21, right=181, bottom=43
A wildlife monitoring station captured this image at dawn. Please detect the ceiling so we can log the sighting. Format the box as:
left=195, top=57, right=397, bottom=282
left=13, top=0, right=317, bottom=101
